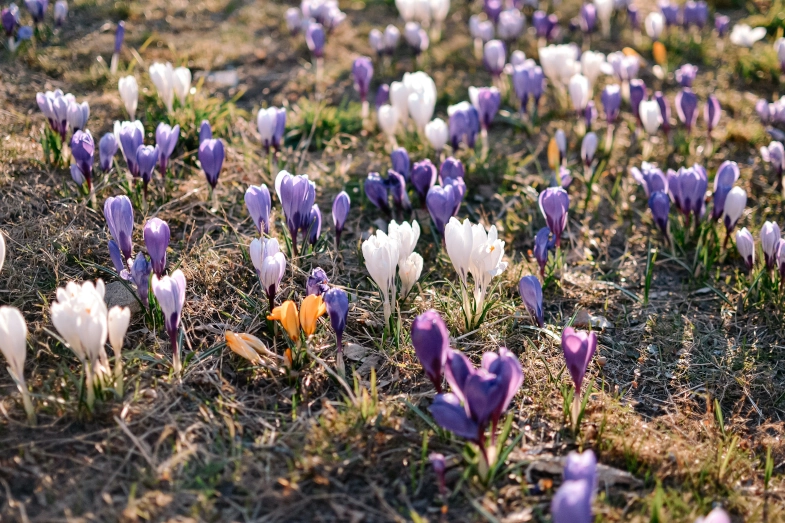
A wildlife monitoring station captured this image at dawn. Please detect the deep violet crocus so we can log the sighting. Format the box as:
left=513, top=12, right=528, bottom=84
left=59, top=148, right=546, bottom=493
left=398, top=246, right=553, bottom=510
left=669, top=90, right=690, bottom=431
left=539, top=187, right=570, bottom=245
left=306, top=22, right=326, bottom=58
left=411, top=159, right=437, bottom=202
left=518, top=275, right=543, bottom=328
left=426, top=184, right=456, bottom=238
left=323, top=287, right=349, bottom=351
left=444, top=176, right=466, bottom=216
left=715, top=15, right=730, bottom=37
left=711, top=161, right=739, bottom=221
left=103, top=195, right=134, bottom=262
left=25, top=0, right=47, bottom=24
left=448, top=102, right=480, bottom=150
left=629, top=80, right=646, bottom=125
left=143, top=217, right=170, bottom=277
left=375, top=84, right=390, bottom=109
left=199, top=138, right=224, bottom=189
left=411, top=310, right=450, bottom=392
left=474, top=87, right=501, bottom=131
left=704, top=95, right=720, bottom=134
left=99, top=132, right=118, bottom=172
left=364, top=172, right=390, bottom=213
left=199, top=120, right=212, bottom=144
left=245, top=184, right=272, bottom=235
left=668, top=165, right=707, bottom=220
left=275, top=170, right=316, bottom=256
left=332, top=190, right=350, bottom=248
left=70, top=130, right=95, bottom=190
left=391, top=147, right=410, bottom=182
left=306, top=267, right=329, bottom=296
left=654, top=91, right=671, bottom=135
left=129, top=252, right=152, bottom=309
left=648, top=191, right=671, bottom=236
left=675, top=88, right=699, bottom=133
left=108, top=240, right=125, bottom=276
left=155, top=123, right=180, bottom=176
left=534, top=227, right=552, bottom=278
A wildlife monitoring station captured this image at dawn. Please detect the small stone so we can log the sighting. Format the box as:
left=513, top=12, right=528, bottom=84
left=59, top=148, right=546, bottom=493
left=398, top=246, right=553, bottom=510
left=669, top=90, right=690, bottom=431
left=104, top=281, right=142, bottom=315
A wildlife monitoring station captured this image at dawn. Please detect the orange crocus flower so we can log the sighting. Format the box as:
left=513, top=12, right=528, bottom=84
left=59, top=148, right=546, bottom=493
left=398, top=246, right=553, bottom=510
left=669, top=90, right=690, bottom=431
left=300, top=294, right=327, bottom=336
left=267, top=300, right=300, bottom=341
left=652, top=42, right=667, bottom=66
left=547, top=137, right=560, bottom=171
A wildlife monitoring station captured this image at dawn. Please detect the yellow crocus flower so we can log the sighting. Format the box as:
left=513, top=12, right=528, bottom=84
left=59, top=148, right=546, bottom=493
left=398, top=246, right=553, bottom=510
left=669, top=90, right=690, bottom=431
left=267, top=300, right=300, bottom=341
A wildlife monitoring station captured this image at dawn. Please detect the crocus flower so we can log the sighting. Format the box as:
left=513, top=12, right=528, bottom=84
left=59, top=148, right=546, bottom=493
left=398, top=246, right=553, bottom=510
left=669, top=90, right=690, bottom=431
left=2, top=9, right=18, bottom=36
left=117, top=76, right=139, bottom=121
left=129, top=252, right=152, bottom=309
left=761, top=221, right=781, bottom=270
left=429, top=453, right=447, bottom=497
left=199, top=138, right=224, bottom=189
left=268, top=300, right=299, bottom=342
left=399, top=252, right=423, bottom=297
left=352, top=57, right=374, bottom=104
left=676, top=87, right=698, bottom=132
left=390, top=148, right=410, bottom=182
left=584, top=102, right=598, bottom=131
left=564, top=450, right=597, bottom=487
left=107, top=304, right=130, bottom=394
left=323, top=287, right=349, bottom=350
left=306, top=267, right=329, bottom=296
left=245, top=184, right=272, bottom=235
left=539, top=187, right=570, bottom=245
left=568, top=74, right=591, bottom=114
left=497, top=9, right=524, bottom=41
left=143, top=217, right=170, bottom=277
left=299, top=294, right=326, bottom=337
left=649, top=191, right=670, bottom=235
left=760, top=141, right=785, bottom=176
left=387, top=170, right=411, bottom=212
left=411, top=310, right=449, bottom=392
left=444, top=176, right=466, bottom=216
left=375, top=84, right=390, bottom=110
left=729, top=24, right=766, bottom=47
left=66, top=101, right=89, bottom=132
left=115, top=120, right=144, bottom=177
left=25, top=0, right=47, bottom=24
left=108, top=240, right=124, bottom=278
left=518, top=275, right=543, bottom=327
left=715, top=15, right=730, bottom=37
left=645, top=12, right=664, bottom=39
left=332, top=191, right=350, bottom=248
left=448, top=102, right=480, bottom=149
left=152, top=270, right=186, bottom=372
left=99, top=133, right=118, bottom=172
left=580, top=133, right=598, bottom=167
left=135, top=144, right=160, bottom=194
left=711, top=161, right=740, bottom=221
left=199, top=120, right=212, bottom=144
left=551, top=480, right=592, bottom=523
left=70, top=130, right=95, bottom=190
left=601, top=85, right=621, bottom=123
left=172, top=67, right=191, bottom=107
left=483, top=0, right=502, bottom=23
left=695, top=508, right=731, bottom=523
left=111, top=21, right=125, bottom=73
left=250, top=237, right=287, bottom=311
left=425, top=118, right=448, bottom=152
left=440, top=157, right=464, bottom=183
left=704, top=95, right=720, bottom=134
left=426, top=185, right=456, bottom=238
left=483, top=40, right=506, bottom=77
left=257, top=107, right=287, bottom=153
left=409, top=159, right=437, bottom=203
left=104, top=195, right=134, bottom=262
left=736, top=227, right=754, bottom=272
left=307, top=204, right=322, bottom=247
left=362, top=230, right=399, bottom=324
left=364, top=172, right=390, bottom=213
left=580, top=3, right=596, bottom=33
left=675, top=64, right=698, bottom=87
left=561, top=327, right=597, bottom=393
left=149, top=62, right=175, bottom=114
left=775, top=38, right=785, bottom=73
left=306, top=22, right=326, bottom=58
left=155, top=123, right=180, bottom=176
left=668, top=165, right=707, bottom=219
left=607, top=51, right=639, bottom=82
left=640, top=100, right=663, bottom=136
left=722, top=187, right=746, bottom=233
left=682, top=1, right=707, bottom=28
left=275, top=171, right=317, bottom=257
left=0, top=306, right=35, bottom=424
left=659, top=1, right=679, bottom=26
left=630, top=162, right=667, bottom=197
left=653, top=91, right=671, bottom=135
left=629, top=79, right=646, bottom=124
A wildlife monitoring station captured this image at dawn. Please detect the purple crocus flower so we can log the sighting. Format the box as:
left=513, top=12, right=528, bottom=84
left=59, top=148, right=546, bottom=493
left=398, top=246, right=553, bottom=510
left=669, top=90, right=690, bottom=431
left=275, top=171, right=316, bottom=256
left=439, top=157, right=464, bottom=184
left=108, top=240, right=126, bottom=276
left=306, top=22, right=326, bottom=58
left=448, top=103, right=480, bottom=149
left=533, top=229, right=554, bottom=277
left=564, top=450, right=597, bottom=488
left=561, top=327, right=597, bottom=393
left=117, top=121, right=144, bottom=177
left=130, top=252, right=152, bottom=309
left=411, top=159, right=437, bottom=202
left=387, top=170, right=411, bottom=212
left=654, top=91, right=671, bottom=135
left=761, top=141, right=785, bottom=176
left=483, top=0, right=502, bottom=23
left=518, top=275, right=543, bottom=327
left=483, top=40, right=506, bottom=77
left=352, top=57, right=373, bottom=103
left=481, top=347, right=523, bottom=432
left=601, top=85, right=621, bottom=124
left=711, top=161, right=739, bottom=221
left=659, top=1, right=679, bottom=26
left=199, top=120, right=212, bottom=144
left=675, top=64, right=698, bottom=87
left=332, top=190, right=350, bottom=247
left=245, top=184, right=272, bottom=235
left=99, top=132, right=118, bottom=172
left=199, top=138, right=224, bottom=189
left=426, top=184, right=456, bottom=238
left=630, top=162, right=667, bottom=197
left=475, top=87, right=501, bottom=130
left=443, top=176, right=466, bottom=215
left=551, top=480, right=593, bottom=523
left=682, top=1, right=707, bottom=29
left=559, top=166, right=573, bottom=188
left=17, top=25, right=32, bottom=40
left=306, top=267, right=329, bottom=296
left=704, top=95, right=720, bottom=134
left=135, top=144, right=160, bottom=194
left=152, top=269, right=187, bottom=373
left=580, top=3, right=596, bottom=33
left=429, top=453, right=447, bottom=497
left=324, top=287, right=349, bottom=350
left=364, top=172, right=389, bottom=213
left=629, top=80, right=646, bottom=124
left=736, top=228, right=754, bottom=272
left=155, top=123, right=180, bottom=176
left=2, top=9, right=17, bottom=36
left=648, top=191, right=670, bottom=235
left=114, top=21, right=125, bottom=54
left=715, top=15, right=730, bottom=37
left=70, top=130, right=95, bottom=190
left=391, top=147, right=410, bottom=181
left=539, top=187, right=570, bottom=245
left=24, top=0, right=47, bottom=24
left=497, top=9, right=524, bottom=41
left=104, top=195, right=134, bottom=262
left=429, top=393, right=481, bottom=441
left=627, top=5, right=640, bottom=30
left=675, top=88, right=699, bottom=133
left=584, top=101, right=598, bottom=131
left=533, top=10, right=556, bottom=39
left=411, top=310, right=450, bottom=392
left=143, top=217, right=170, bottom=278
left=375, top=84, right=390, bottom=110
left=668, top=165, right=707, bottom=219
left=307, top=204, right=322, bottom=247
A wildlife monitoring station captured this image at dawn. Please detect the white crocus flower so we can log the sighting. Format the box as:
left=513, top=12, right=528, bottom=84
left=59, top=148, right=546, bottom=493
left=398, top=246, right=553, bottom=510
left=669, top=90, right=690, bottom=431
left=399, top=252, right=423, bottom=298
left=148, top=62, right=175, bottom=113
left=362, top=230, right=400, bottom=324
left=579, top=51, right=607, bottom=89
left=0, top=306, right=35, bottom=424
left=390, top=81, right=410, bottom=123
left=257, top=107, right=278, bottom=146
left=593, top=0, right=614, bottom=37
left=729, top=24, right=767, bottom=48
left=50, top=280, right=111, bottom=411
left=639, top=100, right=663, bottom=135
left=568, top=74, right=591, bottom=112
left=645, top=12, right=665, bottom=40
left=722, top=187, right=747, bottom=230
left=0, top=232, right=5, bottom=273
left=424, top=118, right=448, bottom=152
left=377, top=104, right=400, bottom=138
left=538, top=43, right=581, bottom=88
left=172, top=66, right=192, bottom=106
left=408, top=90, right=436, bottom=131
left=388, top=220, right=420, bottom=264
left=467, top=222, right=507, bottom=324
left=107, top=306, right=130, bottom=396
left=118, top=76, right=138, bottom=120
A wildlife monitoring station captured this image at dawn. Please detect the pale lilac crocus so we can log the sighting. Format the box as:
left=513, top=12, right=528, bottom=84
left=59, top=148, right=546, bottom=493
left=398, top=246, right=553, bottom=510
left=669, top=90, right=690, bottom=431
left=630, top=162, right=667, bottom=197
left=649, top=191, right=670, bottom=236
left=275, top=170, right=316, bottom=256
left=135, top=144, right=160, bottom=195
left=245, top=184, right=272, bottom=235
left=539, top=187, right=570, bottom=245
left=426, top=184, right=456, bottom=238
left=332, top=191, right=350, bottom=248
left=711, top=161, right=739, bottom=221
left=391, top=147, right=410, bottom=182
left=675, top=88, right=699, bottom=133
left=561, top=327, right=597, bottom=394
left=704, top=95, right=720, bottom=135
left=518, top=275, right=543, bottom=327
left=99, top=133, right=118, bottom=172
left=152, top=269, right=187, bottom=373
left=761, top=221, right=781, bottom=270
left=143, top=217, right=170, bottom=277
left=155, top=123, right=180, bottom=177
left=736, top=227, right=754, bottom=272
left=306, top=267, right=329, bottom=296
left=104, top=195, right=134, bottom=262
